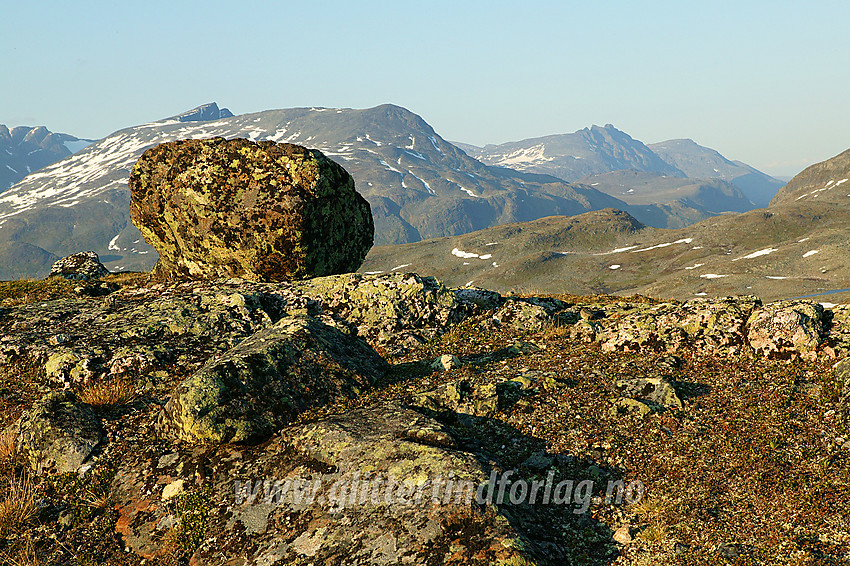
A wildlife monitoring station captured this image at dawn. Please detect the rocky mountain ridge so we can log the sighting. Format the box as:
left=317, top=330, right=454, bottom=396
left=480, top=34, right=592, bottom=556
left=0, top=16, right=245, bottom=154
left=0, top=104, right=643, bottom=279
left=463, top=127, right=782, bottom=208
left=0, top=125, right=94, bottom=193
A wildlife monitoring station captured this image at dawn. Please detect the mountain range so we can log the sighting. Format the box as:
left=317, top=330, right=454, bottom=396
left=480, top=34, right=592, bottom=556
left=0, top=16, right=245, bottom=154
left=0, top=125, right=93, bottom=192
left=460, top=126, right=782, bottom=208
left=361, top=148, right=850, bottom=303
left=0, top=103, right=784, bottom=280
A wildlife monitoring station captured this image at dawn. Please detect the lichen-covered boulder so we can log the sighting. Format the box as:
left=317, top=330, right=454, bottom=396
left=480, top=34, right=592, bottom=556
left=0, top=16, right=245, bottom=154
left=15, top=391, right=102, bottom=474
left=129, top=138, right=374, bottom=282
left=614, top=377, right=683, bottom=409
left=162, top=314, right=389, bottom=444
left=747, top=300, right=824, bottom=359
left=48, top=251, right=110, bottom=281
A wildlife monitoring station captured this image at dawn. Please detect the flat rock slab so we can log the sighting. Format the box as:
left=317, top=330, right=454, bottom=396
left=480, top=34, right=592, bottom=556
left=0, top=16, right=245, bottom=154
left=162, top=314, right=389, bottom=444
left=114, top=401, right=590, bottom=565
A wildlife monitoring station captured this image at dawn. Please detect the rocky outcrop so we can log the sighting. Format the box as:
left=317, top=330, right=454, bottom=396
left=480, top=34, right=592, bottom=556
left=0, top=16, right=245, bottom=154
left=47, top=251, right=110, bottom=281
left=0, top=273, right=484, bottom=391
left=162, top=314, right=389, bottom=444
left=129, top=138, right=374, bottom=281
left=597, top=296, right=760, bottom=356
left=113, top=400, right=597, bottom=565
left=293, top=272, right=482, bottom=350
left=2, top=270, right=849, bottom=564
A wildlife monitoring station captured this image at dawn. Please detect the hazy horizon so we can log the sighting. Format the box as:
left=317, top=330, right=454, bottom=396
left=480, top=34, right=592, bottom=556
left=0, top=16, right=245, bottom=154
left=3, top=1, right=848, bottom=178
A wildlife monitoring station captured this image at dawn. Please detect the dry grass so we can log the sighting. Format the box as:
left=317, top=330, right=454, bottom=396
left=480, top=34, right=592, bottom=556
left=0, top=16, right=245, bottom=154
left=0, top=473, right=38, bottom=536
left=0, top=271, right=149, bottom=307
left=632, top=495, right=667, bottom=519
left=0, top=427, right=17, bottom=465
left=0, top=539, right=43, bottom=566
left=103, top=271, right=150, bottom=286
left=637, top=521, right=669, bottom=545
left=77, top=378, right=137, bottom=409
left=540, top=323, right=569, bottom=339
left=0, top=278, right=75, bottom=306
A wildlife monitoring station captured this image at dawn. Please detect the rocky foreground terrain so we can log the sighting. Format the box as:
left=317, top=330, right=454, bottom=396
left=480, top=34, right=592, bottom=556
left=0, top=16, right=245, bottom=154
left=1, top=271, right=849, bottom=565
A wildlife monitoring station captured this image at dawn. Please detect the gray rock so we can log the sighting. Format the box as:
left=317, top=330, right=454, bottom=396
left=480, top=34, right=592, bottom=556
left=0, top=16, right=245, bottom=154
left=430, top=354, right=461, bottom=371
left=614, top=377, right=683, bottom=409
left=16, top=391, right=102, bottom=474
left=492, top=296, right=573, bottom=331
left=114, top=401, right=557, bottom=565
left=48, top=251, right=110, bottom=281
left=162, top=314, right=389, bottom=444
left=453, top=287, right=503, bottom=310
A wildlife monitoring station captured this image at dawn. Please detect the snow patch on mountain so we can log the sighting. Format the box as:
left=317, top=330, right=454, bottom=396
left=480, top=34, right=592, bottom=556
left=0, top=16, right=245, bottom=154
left=452, top=248, right=479, bottom=259
left=732, top=248, right=778, bottom=261
left=795, top=178, right=848, bottom=201
left=629, top=238, right=693, bottom=253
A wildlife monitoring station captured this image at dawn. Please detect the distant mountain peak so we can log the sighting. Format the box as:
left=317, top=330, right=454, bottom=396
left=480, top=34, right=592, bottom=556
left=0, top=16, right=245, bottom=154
left=648, top=139, right=782, bottom=207
left=173, top=102, right=234, bottom=123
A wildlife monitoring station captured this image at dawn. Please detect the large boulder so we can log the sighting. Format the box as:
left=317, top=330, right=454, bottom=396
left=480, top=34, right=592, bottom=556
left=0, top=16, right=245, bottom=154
left=161, top=314, right=389, bottom=444
left=129, top=138, right=374, bottom=282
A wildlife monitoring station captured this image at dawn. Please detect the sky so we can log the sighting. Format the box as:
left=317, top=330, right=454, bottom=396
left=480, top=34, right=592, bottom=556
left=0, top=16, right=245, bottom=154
left=2, top=1, right=848, bottom=177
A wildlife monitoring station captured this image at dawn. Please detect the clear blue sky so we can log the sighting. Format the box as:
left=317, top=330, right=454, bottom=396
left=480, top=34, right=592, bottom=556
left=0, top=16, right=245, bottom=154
left=2, top=0, right=848, bottom=177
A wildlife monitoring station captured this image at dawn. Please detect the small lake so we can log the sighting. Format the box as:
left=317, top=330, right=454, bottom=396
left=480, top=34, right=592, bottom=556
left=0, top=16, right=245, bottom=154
left=790, top=288, right=850, bottom=300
